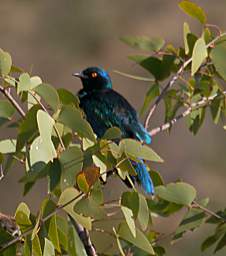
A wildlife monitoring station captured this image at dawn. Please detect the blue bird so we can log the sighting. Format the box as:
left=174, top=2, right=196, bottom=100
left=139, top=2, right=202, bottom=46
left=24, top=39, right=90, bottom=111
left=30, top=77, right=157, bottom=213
left=73, top=67, right=154, bottom=194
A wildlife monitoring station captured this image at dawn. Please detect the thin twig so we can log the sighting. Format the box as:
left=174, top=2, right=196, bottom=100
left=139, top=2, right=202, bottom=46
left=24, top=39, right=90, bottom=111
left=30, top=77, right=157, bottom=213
left=0, top=192, right=84, bottom=252
left=149, top=90, right=226, bottom=136
left=144, top=58, right=191, bottom=129
left=144, top=32, right=226, bottom=129
left=0, top=85, right=25, bottom=117
left=192, top=201, right=226, bottom=222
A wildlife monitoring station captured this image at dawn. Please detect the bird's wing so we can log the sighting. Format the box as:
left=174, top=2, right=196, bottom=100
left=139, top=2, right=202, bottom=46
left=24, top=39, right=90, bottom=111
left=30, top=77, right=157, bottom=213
left=79, top=89, right=151, bottom=144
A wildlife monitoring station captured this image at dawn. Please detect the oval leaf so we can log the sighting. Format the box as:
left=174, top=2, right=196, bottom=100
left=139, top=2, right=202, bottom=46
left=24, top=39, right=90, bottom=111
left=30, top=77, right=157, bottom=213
left=155, top=182, right=196, bottom=206
left=210, top=42, right=226, bottom=81
left=191, top=37, right=208, bottom=75
left=179, top=1, right=207, bottom=24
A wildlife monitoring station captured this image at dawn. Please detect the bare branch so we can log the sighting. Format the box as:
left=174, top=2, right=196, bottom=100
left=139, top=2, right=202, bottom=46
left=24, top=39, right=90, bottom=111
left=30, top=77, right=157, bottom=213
left=0, top=85, right=25, bottom=118
left=149, top=91, right=226, bottom=136
left=144, top=32, right=226, bottom=129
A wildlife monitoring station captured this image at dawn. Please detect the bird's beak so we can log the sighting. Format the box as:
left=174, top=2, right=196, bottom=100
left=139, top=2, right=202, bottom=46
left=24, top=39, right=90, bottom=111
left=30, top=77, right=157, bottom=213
left=72, top=72, right=86, bottom=79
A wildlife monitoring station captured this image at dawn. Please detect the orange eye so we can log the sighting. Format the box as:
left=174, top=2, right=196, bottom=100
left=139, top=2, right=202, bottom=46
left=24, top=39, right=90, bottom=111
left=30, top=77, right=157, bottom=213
left=91, top=72, right=98, bottom=78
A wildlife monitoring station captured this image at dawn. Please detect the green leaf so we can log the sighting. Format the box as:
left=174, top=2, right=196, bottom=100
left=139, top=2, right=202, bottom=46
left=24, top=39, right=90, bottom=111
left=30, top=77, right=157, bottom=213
left=48, top=159, right=61, bottom=192
left=156, top=182, right=196, bottom=206
left=16, top=105, right=40, bottom=152
left=74, top=196, right=106, bottom=220
left=48, top=215, right=60, bottom=253
left=191, top=37, right=207, bottom=75
left=215, top=232, right=226, bottom=253
left=58, top=187, right=91, bottom=230
left=140, top=83, right=160, bottom=116
left=118, top=222, right=154, bottom=254
left=179, top=1, right=207, bottom=24
left=0, top=49, right=12, bottom=76
left=210, top=42, right=226, bottom=81
left=57, top=88, right=80, bottom=107
left=121, top=36, right=165, bottom=52
left=34, top=83, right=60, bottom=111
left=121, top=191, right=139, bottom=218
left=30, top=110, right=57, bottom=165
left=60, top=146, right=83, bottom=190
left=32, top=234, right=42, bottom=256
left=114, top=70, right=154, bottom=82
left=210, top=95, right=223, bottom=124
left=56, top=216, right=68, bottom=251
left=138, top=55, right=175, bottom=81
left=58, top=106, right=96, bottom=142
left=150, top=170, right=164, bottom=187
left=43, top=238, right=55, bottom=256
left=103, top=127, right=122, bottom=140
left=15, top=202, right=32, bottom=232
left=120, top=139, right=163, bottom=162
left=137, top=194, right=149, bottom=231
left=68, top=223, right=88, bottom=256
left=2, top=245, right=17, bottom=256
left=0, top=100, right=15, bottom=119
left=121, top=206, right=136, bottom=237
left=17, top=73, right=42, bottom=93
left=202, top=231, right=224, bottom=252
left=183, top=22, right=190, bottom=55
left=173, top=198, right=209, bottom=241
left=0, top=139, right=17, bottom=154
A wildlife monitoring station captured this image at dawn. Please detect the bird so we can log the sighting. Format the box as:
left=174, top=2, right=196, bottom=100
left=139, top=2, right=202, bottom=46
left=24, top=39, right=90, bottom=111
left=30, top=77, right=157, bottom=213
left=73, top=67, right=154, bottom=194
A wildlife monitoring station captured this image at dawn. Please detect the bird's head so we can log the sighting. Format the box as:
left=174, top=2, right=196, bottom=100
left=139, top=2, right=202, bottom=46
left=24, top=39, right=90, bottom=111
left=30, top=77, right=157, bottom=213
left=73, top=67, right=112, bottom=91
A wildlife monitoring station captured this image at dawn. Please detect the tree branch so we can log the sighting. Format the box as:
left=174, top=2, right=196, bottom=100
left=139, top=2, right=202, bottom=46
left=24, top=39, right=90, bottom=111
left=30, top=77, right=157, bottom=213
left=0, top=86, right=96, bottom=256
left=149, top=91, right=226, bottom=136
left=0, top=192, right=84, bottom=252
left=144, top=32, right=226, bottom=129
left=0, top=85, right=25, bottom=118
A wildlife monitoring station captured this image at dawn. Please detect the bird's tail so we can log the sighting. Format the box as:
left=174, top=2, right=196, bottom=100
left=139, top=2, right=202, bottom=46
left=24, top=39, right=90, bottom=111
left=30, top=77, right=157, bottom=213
left=132, top=160, right=154, bottom=194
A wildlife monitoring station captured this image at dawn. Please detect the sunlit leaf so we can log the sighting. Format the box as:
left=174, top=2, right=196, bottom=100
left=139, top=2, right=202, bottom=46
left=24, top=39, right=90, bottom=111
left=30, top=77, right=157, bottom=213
left=121, top=206, right=136, bottom=237
left=155, top=182, right=196, bottom=206
left=118, top=222, right=154, bottom=254
left=179, top=1, right=207, bottom=24
left=0, top=139, right=17, bottom=154
left=183, top=22, right=190, bottom=55
left=120, top=139, right=163, bottom=162
left=30, top=110, right=57, bottom=165
left=43, top=238, right=55, bottom=256
left=32, top=234, right=42, bottom=256
left=191, top=37, right=207, bottom=75
left=137, top=194, right=149, bottom=231
left=0, top=48, right=12, bottom=76
left=17, top=73, right=42, bottom=93
left=58, top=187, right=91, bottom=230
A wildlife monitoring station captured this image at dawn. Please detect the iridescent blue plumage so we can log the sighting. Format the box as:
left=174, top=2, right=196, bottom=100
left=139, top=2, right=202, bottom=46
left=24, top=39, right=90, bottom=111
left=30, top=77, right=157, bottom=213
left=73, top=67, right=154, bottom=194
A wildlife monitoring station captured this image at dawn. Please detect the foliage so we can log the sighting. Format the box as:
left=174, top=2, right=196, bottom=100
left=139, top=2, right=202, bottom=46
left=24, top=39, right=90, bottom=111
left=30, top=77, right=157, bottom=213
left=0, top=1, right=226, bottom=255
